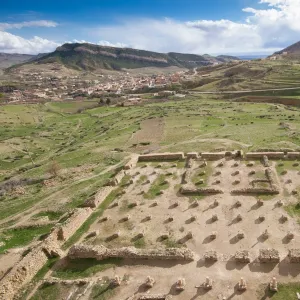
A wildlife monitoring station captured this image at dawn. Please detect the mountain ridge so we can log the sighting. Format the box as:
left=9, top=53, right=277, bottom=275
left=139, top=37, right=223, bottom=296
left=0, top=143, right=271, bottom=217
left=19, top=43, right=240, bottom=71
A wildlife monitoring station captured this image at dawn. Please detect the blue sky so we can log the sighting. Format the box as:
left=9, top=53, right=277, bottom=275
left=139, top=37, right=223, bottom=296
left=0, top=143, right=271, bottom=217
left=1, top=0, right=300, bottom=55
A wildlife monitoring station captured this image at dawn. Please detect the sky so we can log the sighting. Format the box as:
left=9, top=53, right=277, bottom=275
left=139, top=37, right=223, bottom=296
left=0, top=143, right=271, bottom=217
left=1, top=0, right=300, bottom=55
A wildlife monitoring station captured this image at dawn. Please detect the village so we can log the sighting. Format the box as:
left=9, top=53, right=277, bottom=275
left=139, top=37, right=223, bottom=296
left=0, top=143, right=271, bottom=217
left=0, top=65, right=202, bottom=104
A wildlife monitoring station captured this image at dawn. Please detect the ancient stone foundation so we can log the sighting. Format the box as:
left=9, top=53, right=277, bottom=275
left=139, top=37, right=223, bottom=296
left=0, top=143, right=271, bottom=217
left=180, top=186, right=223, bottom=195
left=259, top=249, right=280, bottom=263
left=83, top=186, right=114, bottom=208
left=68, top=244, right=195, bottom=261
left=138, top=153, right=185, bottom=162
left=235, top=250, right=250, bottom=263
left=0, top=247, right=48, bottom=300
left=245, top=152, right=285, bottom=159
left=138, top=295, right=172, bottom=300
left=288, top=249, right=300, bottom=263
left=286, top=152, right=300, bottom=159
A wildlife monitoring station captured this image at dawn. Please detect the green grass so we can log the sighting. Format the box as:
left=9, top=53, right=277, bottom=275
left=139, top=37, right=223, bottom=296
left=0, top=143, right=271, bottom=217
left=30, top=282, right=60, bottom=300
left=144, top=174, right=170, bottom=199
left=134, top=237, right=146, bottom=248
left=276, top=160, right=300, bottom=175
left=257, top=283, right=300, bottom=300
left=0, top=225, right=53, bottom=254
left=52, top=258, right=122, bottom=279
left=285, top=202, right=300, bottom=219
left=32, top=211, right=65, bottom=221
left=89, top=283, right=116, bottom=300
left=18, top=257, right=58, bottom=300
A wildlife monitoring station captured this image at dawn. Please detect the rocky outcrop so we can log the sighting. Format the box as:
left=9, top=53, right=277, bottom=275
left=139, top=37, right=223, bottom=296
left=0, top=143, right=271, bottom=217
left=68, top=244, right=195, bottom=261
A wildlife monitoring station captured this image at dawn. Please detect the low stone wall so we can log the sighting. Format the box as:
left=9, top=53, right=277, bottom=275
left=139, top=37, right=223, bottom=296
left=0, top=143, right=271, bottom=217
left=83, top=186, right=114, bottom=208
left=232, top=168, right=279, bottom=195
left=245, top=152, right=285, bottom=159
left=288, top=249, right=300, bottom=263
left=180, top=186, right=224, bottom=195
left=138, top=152, right=185, bottom=162
left=68, top=244, right=195, bottom=261
left=231, top=187, right=279, bottom=195
left=286, top=152, right=300, bottom=159
left=258, top=249, right=280, bottom=263
left=181, top=170, right=192, bottom=184
left=139, top=295, right=172, bottom=300
left=186, top=152, right=199, bottom=159
left=56, top=208, right=93, bottom=241
left=0, top=247, right=48, bottom=300
left=235, top=250, right=250, bottom=263
left=200, top=152, right=226, bottom=160
left=262, top=155, right=270, bottom=167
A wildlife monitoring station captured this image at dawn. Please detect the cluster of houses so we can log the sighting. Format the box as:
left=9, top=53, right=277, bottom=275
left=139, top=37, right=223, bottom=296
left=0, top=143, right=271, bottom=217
left=2, top=67, right=193, bottom=104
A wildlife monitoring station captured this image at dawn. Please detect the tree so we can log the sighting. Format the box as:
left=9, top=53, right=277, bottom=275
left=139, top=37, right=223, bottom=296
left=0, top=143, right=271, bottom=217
left=48, top=160, right=61, bottom=177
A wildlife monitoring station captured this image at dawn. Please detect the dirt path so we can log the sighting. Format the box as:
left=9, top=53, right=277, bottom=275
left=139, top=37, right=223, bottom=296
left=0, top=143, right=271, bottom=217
left=190, top=86, right=300, bottom=94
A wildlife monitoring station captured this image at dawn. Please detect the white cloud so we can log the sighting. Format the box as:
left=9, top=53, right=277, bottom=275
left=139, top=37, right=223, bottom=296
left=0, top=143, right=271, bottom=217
left=0, top=19, right=59, bottom=54
left=0, top=31, right=59, bottom=54
left=98, top=40, right=128, bottom=48
left=0, top=20, right=58, bottom=31
left=91, top=0, right=300, bottom=54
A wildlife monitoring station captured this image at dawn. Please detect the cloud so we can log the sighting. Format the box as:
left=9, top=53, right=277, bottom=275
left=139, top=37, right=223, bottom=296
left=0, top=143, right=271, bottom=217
left=0, top=19, right=59, bottom=54
left=0, top=20, right=58, bottom=31
left=97, top=40, right=128, bottom=48
left=91, top=0, right=300, bottom=54
left=0, top=31, right=59, bottom=54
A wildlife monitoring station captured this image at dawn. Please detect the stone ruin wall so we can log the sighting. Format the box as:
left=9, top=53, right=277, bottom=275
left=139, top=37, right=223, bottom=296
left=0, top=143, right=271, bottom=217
left=138, top=295, right=172, bottom=300
left=0, top=247, right=48, bottom=300
left=56, top=208, right=93, bottom=242
left=83, top=186, right=114, bottom=208
left=232, top=168, right=279, bottom=195
left=180, top=186, right=224, bottom=195
left=286, top=152, right=300, bottom=159
left=68, top=244, right=195, bottom=261
left=137, top=150, right=299, bottom=163
left=138, top=152, right=185, bottom=162
left=245, top=152, right=285, bottom=159
left=289, top=249, right=300, bottom=263
left=0, top=182, right=117, bottom=300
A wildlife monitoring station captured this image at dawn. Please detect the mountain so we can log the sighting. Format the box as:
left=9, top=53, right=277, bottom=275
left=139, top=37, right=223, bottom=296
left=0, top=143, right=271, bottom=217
left=272, top=40, right=300, bottom=59
left=21, top=43, right=240, bottom=71
left=0, top=53, right=35, bottom=69
left=275, top=41, right=300, bottom=55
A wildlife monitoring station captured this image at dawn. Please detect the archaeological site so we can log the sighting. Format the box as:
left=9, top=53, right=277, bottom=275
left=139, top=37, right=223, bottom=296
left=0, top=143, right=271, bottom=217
left=0, top=150, right=300, bottom=300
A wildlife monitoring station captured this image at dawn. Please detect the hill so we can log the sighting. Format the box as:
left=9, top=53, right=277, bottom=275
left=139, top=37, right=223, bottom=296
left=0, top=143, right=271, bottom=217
left=0, top=53, right=35, bottom=69
left=275, top=40, right=300, bottom=55
left=23, top=43, right=240, bottom=71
